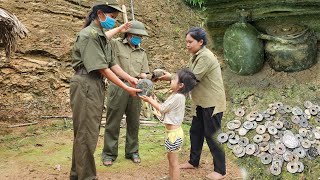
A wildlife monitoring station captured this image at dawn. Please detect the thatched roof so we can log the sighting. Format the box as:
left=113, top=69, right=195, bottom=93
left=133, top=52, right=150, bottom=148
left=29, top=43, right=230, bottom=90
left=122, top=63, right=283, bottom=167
left=0, top=8, right=28, bottom=60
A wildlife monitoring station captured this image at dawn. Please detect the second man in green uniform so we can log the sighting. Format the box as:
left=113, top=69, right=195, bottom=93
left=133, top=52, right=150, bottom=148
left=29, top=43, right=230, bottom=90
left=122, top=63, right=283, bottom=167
left=102, top=20, right=150, bottom=166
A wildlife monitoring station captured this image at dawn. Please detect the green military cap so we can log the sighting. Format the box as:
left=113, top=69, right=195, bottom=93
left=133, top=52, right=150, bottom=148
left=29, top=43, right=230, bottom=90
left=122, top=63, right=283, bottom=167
left=126, top=20, right=149, bottom=36
left=94, top=0, right=123, bottom=12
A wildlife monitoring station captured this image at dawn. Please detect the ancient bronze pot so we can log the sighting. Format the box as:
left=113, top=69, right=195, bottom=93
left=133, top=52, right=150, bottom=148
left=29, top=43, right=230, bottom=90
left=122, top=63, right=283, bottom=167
left=259, top=23, right=317, bottom=72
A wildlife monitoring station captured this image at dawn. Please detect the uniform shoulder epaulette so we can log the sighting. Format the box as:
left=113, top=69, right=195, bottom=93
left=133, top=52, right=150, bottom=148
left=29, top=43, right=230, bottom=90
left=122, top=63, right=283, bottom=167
left=90, top=28, right=98, bottom=38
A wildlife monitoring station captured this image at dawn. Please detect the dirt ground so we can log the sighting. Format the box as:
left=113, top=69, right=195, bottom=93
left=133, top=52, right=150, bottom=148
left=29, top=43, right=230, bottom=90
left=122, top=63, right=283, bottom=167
left=0, top=0, right=319, bottom=179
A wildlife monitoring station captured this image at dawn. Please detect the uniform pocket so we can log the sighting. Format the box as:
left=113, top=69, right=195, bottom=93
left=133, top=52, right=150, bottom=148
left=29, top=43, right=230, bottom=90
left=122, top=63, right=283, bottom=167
left=106, top=84, right=122, bottom=109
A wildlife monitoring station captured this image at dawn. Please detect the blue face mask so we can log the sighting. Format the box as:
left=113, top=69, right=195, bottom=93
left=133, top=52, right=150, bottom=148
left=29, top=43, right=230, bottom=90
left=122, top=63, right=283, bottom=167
left=100, top=15, right=116, bottom=30
left=130, top=36, right=142, bottom=46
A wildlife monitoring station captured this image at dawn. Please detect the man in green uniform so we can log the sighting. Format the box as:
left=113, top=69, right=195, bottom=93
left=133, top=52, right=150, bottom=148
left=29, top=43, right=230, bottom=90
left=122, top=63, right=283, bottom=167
left=70, top=1, right=141, bottom=180
left=102, top=20, right=150, bottom=166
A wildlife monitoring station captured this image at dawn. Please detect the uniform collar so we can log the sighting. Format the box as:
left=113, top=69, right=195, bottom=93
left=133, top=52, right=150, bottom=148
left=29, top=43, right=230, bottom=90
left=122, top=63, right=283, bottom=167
left=89, top=21, right=106, bottom=37
left=195, top=46, right=206, bottom=56
left=192, top=46, right=206, bottom=62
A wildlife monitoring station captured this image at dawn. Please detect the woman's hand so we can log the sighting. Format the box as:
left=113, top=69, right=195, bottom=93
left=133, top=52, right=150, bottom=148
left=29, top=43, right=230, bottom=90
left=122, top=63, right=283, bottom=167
left=157, top=71, right=172, bottom=81
left=118, top=22, right=132, bottom=33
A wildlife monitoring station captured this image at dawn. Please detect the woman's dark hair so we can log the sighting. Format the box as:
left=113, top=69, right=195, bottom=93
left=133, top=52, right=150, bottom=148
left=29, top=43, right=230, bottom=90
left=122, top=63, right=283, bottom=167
left=176, top=68, right=198, bottom=95
left=186, top=27, right=207, bottom=47
left=83, top=5, right=119, bottom=28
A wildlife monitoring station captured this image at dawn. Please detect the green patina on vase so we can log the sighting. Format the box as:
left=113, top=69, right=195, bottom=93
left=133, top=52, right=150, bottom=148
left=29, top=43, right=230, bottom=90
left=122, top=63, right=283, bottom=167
left=259, top=23, right=317, bottom=72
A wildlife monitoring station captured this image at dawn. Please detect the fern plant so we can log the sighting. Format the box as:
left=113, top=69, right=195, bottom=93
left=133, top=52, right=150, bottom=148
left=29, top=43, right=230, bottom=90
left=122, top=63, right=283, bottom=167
left=184, top=0, right=206, bottom=8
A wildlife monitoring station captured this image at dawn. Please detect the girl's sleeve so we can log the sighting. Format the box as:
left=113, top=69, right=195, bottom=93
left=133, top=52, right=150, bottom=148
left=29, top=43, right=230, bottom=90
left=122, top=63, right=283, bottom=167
left=159, top=95, right=181, bottom=114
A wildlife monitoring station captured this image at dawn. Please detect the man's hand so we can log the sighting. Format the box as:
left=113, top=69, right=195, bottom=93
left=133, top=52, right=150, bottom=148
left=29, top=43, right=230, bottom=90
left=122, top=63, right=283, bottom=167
left=125, top=86, right=141, bottom=97
left=127, top=76, right=139, bottom=87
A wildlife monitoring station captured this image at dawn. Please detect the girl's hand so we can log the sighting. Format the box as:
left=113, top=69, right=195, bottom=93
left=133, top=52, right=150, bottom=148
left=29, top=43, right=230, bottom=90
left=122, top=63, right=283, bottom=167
left=139, top=95, right=150, bottom=102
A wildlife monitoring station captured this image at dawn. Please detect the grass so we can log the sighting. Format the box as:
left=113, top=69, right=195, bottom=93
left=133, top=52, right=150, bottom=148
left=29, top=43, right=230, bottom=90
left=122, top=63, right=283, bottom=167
left=0, top=120, right=192, bottom=176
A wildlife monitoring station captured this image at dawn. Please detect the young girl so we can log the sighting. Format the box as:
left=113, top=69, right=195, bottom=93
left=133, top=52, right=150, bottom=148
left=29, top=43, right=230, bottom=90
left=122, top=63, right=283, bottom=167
left=140, top=68, right=197, bottom=180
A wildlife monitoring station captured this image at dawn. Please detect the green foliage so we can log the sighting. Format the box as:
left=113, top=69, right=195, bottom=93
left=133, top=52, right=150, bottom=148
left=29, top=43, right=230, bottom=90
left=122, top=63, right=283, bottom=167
left=184, top=0, right=206, bottom=8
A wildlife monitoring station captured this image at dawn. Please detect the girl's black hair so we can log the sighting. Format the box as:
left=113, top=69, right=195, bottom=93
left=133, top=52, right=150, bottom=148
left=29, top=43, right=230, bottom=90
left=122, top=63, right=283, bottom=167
left=186, top=27, right=207, bottom=47
left=176, top=68, right=198, bottom=95
left=83, top=5, right=119, bottom=28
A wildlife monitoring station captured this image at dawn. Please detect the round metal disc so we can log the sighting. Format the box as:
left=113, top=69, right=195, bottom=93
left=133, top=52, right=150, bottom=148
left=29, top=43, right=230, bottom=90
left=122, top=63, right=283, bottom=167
left=253, top=143, right=260, bottom=156
left=275, top=143, right=286, bottom=154
left=252, top=121, right=258, bottom=129
left=266, top=108, right=276, bottom=115
left=227, top=120, right=242, bottom=130
left=262, top=133, right=271, bottom=142
left=268, top=143, right=276, bottom=154
left=260, top=153, right=272, bottom=164
left=272, top=154, right=284, bottom=163
left=227, top=142, right=235, bottom=150
left=315, top=118, right=320, bottom=126
left=275, top=102, right=283, bottom=108
left=245, top=144, right=256, bottom=155
left=235, top=149, right=246, bottom=157
left=235, top=108, right=245, bottom=117
left=270, top=164, right=281, bottom=176
left=256, top=125, right=266, bottom=134
left=293, top=147, right=306, bottom=158
left=268, top=126, right=278, bottom=135
left=228, top=134, right=240, bottom=145
left=306, top=130, right=316, bottom=141
left=272, top=160, right=283, bottom=168
left=304, top=101, right=313, bottom=109
left=246, top=114, right=256, bottom=121
left=238, top=127, right=248, bottom=136
left=299, top=128, right=307, bottom=137
left=283, top=150, right=294, bottom=162
left=309, top=106, right=319, bottom=116
left=253, top=134, right=263, bottom=143
left=283, top=120, right=293, bottom=129
left=296, top=161, right=304, bottom=173
left=243, top=121, right=254, bottom=130
left=238, top=137, right=249, bottom=147
left=255, top=114, right=264, bottom=122
left=287, top=161, right=299, bottom=173
left=307, top=146, right=319, bottom=158
left=301, top=139, right=312, bottom=149
left=292, top=107, right=303, bottom=116
left=277, top=106, right=287, bottom=114
left=294, top=134, right=303, bottom=142
left=217, top=133, right=229, bottom=143
left=283, top=132, right=299, bottom=149
left=305, top=109, right=311, bottom=116
left=226, top=131, right=236, bottom=139
left=299, top=119, right=309, bottom=128
left=259, top=142, right=270, bottom=152
left=284, top=105, right=292, bottom=113
left=233, top=144, right=244, bottom=155
left=312, top=129, right=320, bottom=139
left=291, top=115, right=300, bottom=124
left=274, top=121, right=284, bottom=129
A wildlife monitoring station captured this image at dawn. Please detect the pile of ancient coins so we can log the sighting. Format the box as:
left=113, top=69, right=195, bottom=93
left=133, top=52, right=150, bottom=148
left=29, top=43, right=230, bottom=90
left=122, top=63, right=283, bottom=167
left=217, top=101, right=320, bottom=175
